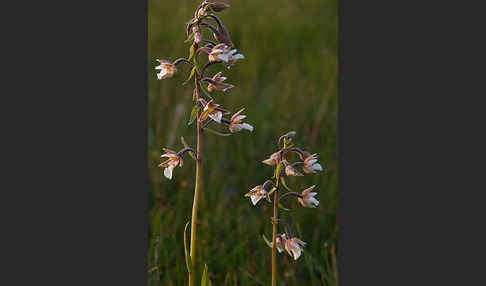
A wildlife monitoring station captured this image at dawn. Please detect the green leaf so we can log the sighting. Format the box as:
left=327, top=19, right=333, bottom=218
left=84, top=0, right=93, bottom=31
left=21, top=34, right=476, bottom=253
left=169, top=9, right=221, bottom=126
left=203, top=128, right=232, bottom=137
left=188, top=105, right=200, bottom=126
left=183, top=221, right=192, bottom=273
left=262, top=234, right=273, bottom=248
left=180, top=136, right=196, bottom=160
left=183, top=66, right=196, bottom=85
left=274, top=163, right=282, bottom=179
left=201, top=264, right=212, bottom=286
left=280, top=176, right=292, bottom=191
left=188, top=44, right=195, bottom=61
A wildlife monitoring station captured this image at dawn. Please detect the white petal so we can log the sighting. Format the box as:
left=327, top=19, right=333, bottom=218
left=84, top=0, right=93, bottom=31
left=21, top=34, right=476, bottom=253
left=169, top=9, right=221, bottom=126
left=157, top=69, right=168, bottom=80
left=161, top=153, right=178, bottom=158
left=233, top=115, right=247, bottom=122
left=209, top=111, right=222, bottom=123
left=307, top=159, right=317, bottom=165
left=310, top=197, right=320, bottom=206
left=292, top=248, right=302, bottom=260
left=232, top=54, right=245, bottom=60
left=242, top=123, right=253, bottom=132
left=155, top=64, right=163, bottom=70
left=313, top=163, right=323, bottom=171
left=164, top=166, right=173, bottom=179
left=217, top=54, right=230, bottom=63
left=251, top=194, right=263, bottom=205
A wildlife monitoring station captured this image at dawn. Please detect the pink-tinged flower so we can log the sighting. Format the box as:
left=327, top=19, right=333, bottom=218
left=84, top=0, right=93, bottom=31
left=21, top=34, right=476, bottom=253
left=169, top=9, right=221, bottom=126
left=285, top=237, right=306, bottom=260
left=275, top=233, right=287, bottom=253
left=199, top=100, right=230, bottom=123
left=283, top=160, right=303, bottom=176
left=208, top=44, right=244, bottom=67
left=229, top=108, right=253, bottom=133
left=207, top=72, right=234, bottom=92
left=155, top=59, right=177, bottom=80
left=158, top=148, right=183, bottom=179
left=302, top=153, right=323, bottom=173
left=262, top=151, right=281, bottom=166
left=244, top=185, right=268, bottom=206
left=298, top=185, right=319, bottom=208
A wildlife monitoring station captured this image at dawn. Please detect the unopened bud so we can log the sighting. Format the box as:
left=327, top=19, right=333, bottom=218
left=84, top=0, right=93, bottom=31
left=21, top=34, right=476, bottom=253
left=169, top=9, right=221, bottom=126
left=210, top=2, right=230, bottom=12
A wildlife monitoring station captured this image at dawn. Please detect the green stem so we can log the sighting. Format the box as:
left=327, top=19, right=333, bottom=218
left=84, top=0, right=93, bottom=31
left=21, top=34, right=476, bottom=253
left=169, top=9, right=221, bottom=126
left=271, top=171, right=281, bottom=286
left=189, top=63, right=203, bottom=286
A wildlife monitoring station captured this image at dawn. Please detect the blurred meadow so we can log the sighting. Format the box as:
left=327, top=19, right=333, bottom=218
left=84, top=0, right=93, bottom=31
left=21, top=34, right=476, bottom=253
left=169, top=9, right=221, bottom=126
left=148, top=0, right=338, bottom=285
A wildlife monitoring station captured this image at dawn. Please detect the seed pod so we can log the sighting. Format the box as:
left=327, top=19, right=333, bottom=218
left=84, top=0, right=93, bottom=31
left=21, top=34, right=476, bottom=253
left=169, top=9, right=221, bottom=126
left=210, top=2, right=230, bottom=12
left=192, top=26, right=203, bottom=44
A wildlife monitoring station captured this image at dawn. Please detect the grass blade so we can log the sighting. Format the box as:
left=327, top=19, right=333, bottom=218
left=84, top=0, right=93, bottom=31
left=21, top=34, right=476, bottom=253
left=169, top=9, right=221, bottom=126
left=183, top=221, right=192, bottom=273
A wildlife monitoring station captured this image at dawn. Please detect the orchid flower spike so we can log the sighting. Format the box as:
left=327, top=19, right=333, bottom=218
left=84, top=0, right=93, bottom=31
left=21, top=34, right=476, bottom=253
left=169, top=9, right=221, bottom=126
left=285, top=237, right=306, bottom=260
left=302, top=153, right=323, bottom=173
left=208, top=43, right=244, bottom=68
left=199, top=100, right=230, bottom=123
left=207, top=72, right=234, bottom=92
left=298, top=185, right=319, bottom=208
left=159, top=148, right=183, bottom=179
left=245, top=185, right=269, bottom=206
left=229, top=108, right=253, bottom=133
left=262, top=151, right=281, bottom=166
left=155, top=59, right=177, bottom=80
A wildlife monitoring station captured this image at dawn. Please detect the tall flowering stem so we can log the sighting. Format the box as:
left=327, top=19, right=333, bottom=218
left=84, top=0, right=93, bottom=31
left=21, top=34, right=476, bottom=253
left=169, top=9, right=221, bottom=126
left=246, top=131, right=324, bottom=285
left=189, top=71, right=203, bottom=286
left=155, top=2, right=252, bottom=285
left=271, top=168, right=281, bottom=286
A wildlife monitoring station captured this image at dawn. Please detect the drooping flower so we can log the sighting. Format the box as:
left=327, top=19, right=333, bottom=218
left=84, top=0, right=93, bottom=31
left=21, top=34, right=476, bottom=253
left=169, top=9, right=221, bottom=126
left=155, top=59, right=177, bottom=80
left=229, top=108, right=253, bottom=133
left=298, top=185, right=319, bottom=208
left=283, top=160, right=303, bottom=176
left=262, top=151, right=281, bottom=166
left=207, top=72, right=234, bottom=92
left=158, top=148, right=183, bottom=179
left=275, top=233, right=287, bottom=253
left=245, top=185, right=268, bottom=206
left=285, top=237, right=306, bottom=260
left=208, top=44, right=244, bottom=67
left=302, top=153, right=323, bottom=173
left=199, top=100, right=230, bottom=123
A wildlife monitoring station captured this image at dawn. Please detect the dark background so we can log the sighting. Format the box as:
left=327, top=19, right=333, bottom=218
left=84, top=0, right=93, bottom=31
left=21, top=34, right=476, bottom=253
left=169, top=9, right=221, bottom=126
left=2, top=0, right=484, bottom=285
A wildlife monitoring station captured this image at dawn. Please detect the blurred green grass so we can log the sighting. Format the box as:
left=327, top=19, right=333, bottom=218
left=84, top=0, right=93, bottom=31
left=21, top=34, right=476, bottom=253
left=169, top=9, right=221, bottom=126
left=148, top=0, right=337, bottom=285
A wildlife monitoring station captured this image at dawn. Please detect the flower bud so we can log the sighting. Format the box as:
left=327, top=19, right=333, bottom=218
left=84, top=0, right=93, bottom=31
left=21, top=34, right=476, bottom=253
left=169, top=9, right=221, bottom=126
left=209, top=2, right=230, bottom=12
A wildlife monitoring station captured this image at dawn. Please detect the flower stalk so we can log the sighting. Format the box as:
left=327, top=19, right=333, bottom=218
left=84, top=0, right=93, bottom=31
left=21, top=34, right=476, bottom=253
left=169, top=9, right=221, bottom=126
left=246, top=132, right=325, bottom=285
left=188, top=71, right=203, bottom=286
left=155, top=2, right=252, bottom=285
